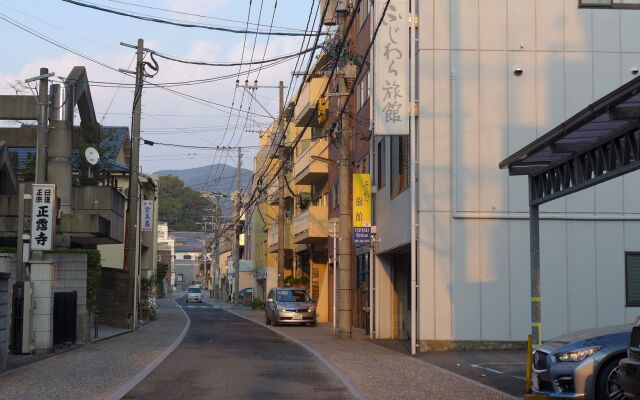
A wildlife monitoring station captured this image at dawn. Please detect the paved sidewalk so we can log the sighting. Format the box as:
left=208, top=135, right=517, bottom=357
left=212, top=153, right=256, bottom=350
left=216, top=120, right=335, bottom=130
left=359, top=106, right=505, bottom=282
left=0, top=293, right=187, bottom=400
left=209, top=299, right=515, bottom=400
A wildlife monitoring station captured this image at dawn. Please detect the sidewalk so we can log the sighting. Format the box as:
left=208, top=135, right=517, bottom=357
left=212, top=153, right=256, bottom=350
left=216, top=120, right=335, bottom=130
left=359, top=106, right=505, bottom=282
left=210, top=298, right=516, bottom=400
left=0, top=293, right=188, bottom=400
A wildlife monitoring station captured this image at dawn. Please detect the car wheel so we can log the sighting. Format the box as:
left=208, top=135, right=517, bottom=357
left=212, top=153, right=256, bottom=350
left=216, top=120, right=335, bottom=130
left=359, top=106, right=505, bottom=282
left=596, top=356, right=626, bottom=400
left=309, top=322, right=317, bottom=327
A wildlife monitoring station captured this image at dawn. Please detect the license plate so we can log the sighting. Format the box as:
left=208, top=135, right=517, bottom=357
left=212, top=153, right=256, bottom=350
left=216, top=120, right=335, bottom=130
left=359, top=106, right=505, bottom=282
left=532, top=372, right=539, bottom=392
left=292, top=314, right=303, bottom=320
left=191, top=297, right=198, bottom=301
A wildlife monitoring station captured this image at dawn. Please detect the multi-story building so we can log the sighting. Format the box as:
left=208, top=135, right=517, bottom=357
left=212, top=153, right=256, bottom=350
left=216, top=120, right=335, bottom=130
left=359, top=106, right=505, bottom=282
left=371, top=0, right=640, bottom=350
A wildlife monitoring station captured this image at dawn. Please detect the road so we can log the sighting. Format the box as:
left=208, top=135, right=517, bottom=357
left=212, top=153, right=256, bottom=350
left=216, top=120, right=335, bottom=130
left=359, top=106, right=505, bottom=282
left=123, top=297, right=352, bottom=399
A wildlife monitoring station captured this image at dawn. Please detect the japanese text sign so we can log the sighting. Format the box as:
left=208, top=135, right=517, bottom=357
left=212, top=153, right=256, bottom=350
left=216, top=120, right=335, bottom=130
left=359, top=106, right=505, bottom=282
left=30, top=184, right=56, bottom=250
left=141, top=200, right=154, bottom=232
left=374, top=0, right=409, bottom=135
left=353, top=173, right=371, bottom=228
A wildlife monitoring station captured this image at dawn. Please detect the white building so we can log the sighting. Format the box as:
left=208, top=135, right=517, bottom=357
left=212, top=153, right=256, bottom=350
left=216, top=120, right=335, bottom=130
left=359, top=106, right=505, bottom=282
left=373, top=0, right=640, bottom=349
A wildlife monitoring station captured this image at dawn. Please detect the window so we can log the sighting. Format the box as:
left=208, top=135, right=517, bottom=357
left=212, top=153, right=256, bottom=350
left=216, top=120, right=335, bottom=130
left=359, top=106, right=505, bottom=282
left=390, top=136, right=409, bottom=197
left=177, top=274, right=183, bottom=282
left=580, top=0, right=640, bottom=7
left=183, top=255, right=192, bottom=260
left=358, top=0, right=371, bottom=29
left=377, top=140, right=385, bottom=189
left=627, top=253, right=640, bottom=306
left=357, top=72, right=370, bottom=110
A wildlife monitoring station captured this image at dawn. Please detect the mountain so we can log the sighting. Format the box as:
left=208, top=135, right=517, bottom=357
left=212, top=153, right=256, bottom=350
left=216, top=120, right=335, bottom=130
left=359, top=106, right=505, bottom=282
left=155, top=163, right=253, bottom=217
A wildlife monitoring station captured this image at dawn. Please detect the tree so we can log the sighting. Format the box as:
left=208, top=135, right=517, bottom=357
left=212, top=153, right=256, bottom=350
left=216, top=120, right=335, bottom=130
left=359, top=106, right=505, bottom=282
left=158, top=175, right=209, bottom=231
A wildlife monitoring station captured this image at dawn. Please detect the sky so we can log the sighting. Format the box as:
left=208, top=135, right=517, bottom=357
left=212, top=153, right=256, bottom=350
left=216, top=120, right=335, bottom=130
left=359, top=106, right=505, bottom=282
left=0, top=0, right=320, bottom=190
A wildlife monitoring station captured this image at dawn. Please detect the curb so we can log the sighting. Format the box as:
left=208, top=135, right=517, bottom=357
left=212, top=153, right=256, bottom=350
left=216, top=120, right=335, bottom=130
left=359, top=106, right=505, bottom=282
left=106, top=299, right=192, bottom=400
left=90, top=329, right=133, bottom=345
left=224, top=308, right=368, bottom=400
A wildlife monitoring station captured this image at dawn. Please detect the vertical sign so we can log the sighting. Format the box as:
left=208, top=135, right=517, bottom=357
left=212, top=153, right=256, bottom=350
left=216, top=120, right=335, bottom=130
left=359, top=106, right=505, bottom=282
left=353, top=174, right=372, bottom=246
left=374, top=0, right=409, bottom=136
left=141, top=200, right=153, bottom=232
left=30, top=184, right=56, bottom=250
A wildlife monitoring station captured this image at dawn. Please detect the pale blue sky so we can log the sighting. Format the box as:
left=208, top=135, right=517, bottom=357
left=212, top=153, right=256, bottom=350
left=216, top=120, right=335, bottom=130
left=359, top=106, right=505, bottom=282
left=0, top=0, right=319, bottom=185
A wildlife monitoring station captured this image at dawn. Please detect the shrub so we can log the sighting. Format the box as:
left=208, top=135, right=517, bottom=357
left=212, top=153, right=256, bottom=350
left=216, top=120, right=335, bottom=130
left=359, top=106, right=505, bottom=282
left=251, top=300, right=265, bottom=310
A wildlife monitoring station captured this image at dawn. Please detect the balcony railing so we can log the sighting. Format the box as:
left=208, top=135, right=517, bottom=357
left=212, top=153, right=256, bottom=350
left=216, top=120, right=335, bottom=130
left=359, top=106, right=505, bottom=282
left=267, top=223, right=291, bottom=253
left=292, top=204, right=328, bottom=244
left=294, top=76, right=328, bottom=128
left=293, top=138, right=328, bottom=185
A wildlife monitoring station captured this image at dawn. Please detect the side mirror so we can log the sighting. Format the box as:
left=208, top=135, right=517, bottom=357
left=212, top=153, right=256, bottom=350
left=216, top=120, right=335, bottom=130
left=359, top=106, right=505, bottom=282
left=266, top=298, right=274, bottom=303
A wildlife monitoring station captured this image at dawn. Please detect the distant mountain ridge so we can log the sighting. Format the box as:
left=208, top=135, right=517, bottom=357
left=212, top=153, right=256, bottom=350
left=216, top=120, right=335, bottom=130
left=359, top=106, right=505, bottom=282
left=155, top=163, right=253, bottom=216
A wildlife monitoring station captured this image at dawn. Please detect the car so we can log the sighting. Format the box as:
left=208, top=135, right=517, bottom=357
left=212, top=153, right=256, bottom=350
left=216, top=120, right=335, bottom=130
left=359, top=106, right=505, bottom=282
left=531, top=324, right=631, bottom=400
left=264, top=287, right=316, bottom=327
left=185, top=287, right=204, bottom=303
left=191, top=280, right=203, bottom=289
left=618, top=320, right=640, bottom=399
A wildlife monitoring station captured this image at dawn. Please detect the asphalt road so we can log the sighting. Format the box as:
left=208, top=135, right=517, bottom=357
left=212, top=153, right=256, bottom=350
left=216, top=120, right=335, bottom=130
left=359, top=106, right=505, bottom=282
left=123, top=297, right=352, bottom=400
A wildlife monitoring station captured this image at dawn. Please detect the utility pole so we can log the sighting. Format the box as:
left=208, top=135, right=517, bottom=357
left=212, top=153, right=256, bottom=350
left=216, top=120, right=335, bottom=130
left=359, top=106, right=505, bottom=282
left=232, top=147, right=242, bottom=304
left=236, top=80, right=287, bottom=287
left=276, top=80, right=286, bottom=288
left=336, top=7, right=354, bottom=340
left=125, top=38, right=144, bottom=330
left=34, top=68, right=50, bottom=184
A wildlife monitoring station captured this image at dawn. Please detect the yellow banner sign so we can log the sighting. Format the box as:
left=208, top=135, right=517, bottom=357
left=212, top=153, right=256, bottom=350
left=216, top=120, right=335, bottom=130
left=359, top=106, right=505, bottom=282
left=353, top=173, right=371, bottom=228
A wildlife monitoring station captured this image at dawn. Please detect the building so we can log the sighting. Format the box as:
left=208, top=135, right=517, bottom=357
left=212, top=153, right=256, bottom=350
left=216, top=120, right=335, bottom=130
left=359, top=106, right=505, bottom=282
left=371, top=0, right=640, bottom=350
left=173, top=231, right=204, bottom=291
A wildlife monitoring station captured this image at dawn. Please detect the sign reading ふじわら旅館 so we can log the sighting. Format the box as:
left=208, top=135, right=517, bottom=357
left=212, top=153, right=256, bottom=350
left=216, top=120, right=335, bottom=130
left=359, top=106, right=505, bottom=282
left=30, top=184, right=56, bottom=250
left=353, top=174, right=372, bottom=246
left=374, top=0, right=409, bottom=136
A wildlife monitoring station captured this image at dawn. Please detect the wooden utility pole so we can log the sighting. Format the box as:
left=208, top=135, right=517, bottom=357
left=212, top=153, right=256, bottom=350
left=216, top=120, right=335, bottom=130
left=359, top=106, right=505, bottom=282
left=277, top=80, right=286, bottom=288
left=125, top=38, right=144, bottom=330
left=336, top=8, right=354, bottom=340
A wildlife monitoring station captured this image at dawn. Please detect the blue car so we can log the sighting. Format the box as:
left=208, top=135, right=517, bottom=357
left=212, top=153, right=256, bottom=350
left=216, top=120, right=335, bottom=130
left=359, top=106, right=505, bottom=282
left=532, top=324, right=631, bottom=399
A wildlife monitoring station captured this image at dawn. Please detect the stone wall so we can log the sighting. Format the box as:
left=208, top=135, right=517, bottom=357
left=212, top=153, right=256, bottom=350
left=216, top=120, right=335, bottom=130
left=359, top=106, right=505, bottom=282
left=98, top=267, right=129, bottom=329
left=0, top=272, right=9, bottom=371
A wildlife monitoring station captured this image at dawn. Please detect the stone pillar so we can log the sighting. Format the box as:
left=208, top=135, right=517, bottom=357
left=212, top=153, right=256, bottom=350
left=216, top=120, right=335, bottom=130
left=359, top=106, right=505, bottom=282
left=30, top=262, right=54, bottom=352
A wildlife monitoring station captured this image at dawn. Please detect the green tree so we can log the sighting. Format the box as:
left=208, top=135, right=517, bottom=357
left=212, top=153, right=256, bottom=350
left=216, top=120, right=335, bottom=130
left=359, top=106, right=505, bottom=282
left=158, top=175, right=209, bottom=230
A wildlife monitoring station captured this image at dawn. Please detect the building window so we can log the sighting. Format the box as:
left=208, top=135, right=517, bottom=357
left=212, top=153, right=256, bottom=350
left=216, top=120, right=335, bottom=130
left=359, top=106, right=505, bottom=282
left=390, top=136, right=409, bottom=197
left=377, top=140, right=385, bottom=189
left=626, top=252, right=640, bottom=306
left=177, top=274, right=183, bottom=282
left=580, top=0, right=640, bottom=7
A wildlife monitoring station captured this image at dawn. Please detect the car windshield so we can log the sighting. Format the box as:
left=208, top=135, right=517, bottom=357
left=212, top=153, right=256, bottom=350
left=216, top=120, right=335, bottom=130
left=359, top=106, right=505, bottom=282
left=276, top=289, right=310, bottom=302
left=187, top=288, right=202, bottom=293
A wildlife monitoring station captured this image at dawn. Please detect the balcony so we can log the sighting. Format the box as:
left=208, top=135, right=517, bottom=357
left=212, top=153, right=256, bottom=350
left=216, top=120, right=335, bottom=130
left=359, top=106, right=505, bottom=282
left=266, top=179, right=293, bottom=206
left=267, top=223, right=292, bottom=253
left=294, top=77, right=328, bottom=128
left=293, top=138, right=328, bottom=185
left=67, top=185, right=126, bottom=244
left=292, top=204, right=328, bottom=244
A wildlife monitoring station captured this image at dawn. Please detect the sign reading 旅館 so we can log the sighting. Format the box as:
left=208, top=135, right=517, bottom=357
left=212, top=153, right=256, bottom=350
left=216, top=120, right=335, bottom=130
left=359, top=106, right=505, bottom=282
left=353, top=173, right=372, bottom=246
left=30, top=184, right=56, bottom=251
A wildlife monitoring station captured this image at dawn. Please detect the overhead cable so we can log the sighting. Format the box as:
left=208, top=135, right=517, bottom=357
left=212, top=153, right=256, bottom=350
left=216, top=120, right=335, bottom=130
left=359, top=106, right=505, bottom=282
left=62, top=0, right=323, bottom=36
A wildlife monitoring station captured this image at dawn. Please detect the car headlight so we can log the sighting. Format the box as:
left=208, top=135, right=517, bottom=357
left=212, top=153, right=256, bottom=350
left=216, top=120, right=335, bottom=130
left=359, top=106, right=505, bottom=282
left=308, top=306, right=316, bottom=312
left=276, top=306, right=285, bottom=312
left=555, top=346, right=602, bottom=362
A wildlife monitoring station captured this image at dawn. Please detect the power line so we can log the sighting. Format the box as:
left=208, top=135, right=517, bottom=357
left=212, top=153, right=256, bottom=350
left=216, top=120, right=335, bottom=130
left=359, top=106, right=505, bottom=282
left=106, top=0, right=308, bottom=32
left=62, top=0, right=323, bottom=36
left=150, top=44, right=320, bottom=67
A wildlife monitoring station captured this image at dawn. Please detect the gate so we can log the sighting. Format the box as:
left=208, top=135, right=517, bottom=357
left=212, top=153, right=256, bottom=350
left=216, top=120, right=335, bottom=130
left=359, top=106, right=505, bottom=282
left=53, top=291, right=77, bottom=346
left=10, top=282, right=24, bottom=354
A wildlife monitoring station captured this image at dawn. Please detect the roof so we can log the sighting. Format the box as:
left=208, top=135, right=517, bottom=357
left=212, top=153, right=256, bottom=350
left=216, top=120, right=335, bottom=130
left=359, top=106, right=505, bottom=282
left=500, top=75, right=640, bottom=205
left=175, top=245, right=201, bottom=253
left=9, top=125, right=129, bottom=172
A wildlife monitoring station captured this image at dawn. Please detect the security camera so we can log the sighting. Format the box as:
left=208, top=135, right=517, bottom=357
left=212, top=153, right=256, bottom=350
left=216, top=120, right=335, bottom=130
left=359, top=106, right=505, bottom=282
left=632, top=67, right=639, bottom=75
left=513, top=66, right=524, bottom=76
